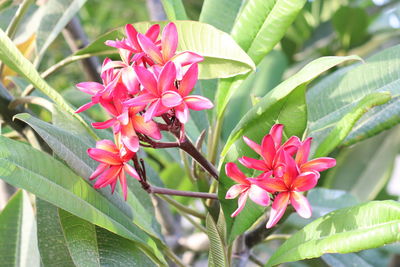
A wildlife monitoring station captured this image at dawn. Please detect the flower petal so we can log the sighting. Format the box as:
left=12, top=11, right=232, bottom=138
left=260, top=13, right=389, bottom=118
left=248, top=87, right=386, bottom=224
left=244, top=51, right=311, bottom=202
left=282, top=150, right=299, bottom=187
left=144, top=99, right=162, bottom=122
left=92, top=118, right=116, bottom=130
left=121, top=66, right=140, bottom=94
left=119, top=170, right=128, bottom=200
left=161, top=90, right=182, bottom=108
left=238, top=156, right=268, bottom=171
left=145, top=24, right=160, bottom=42
left=125, top=24, right=140, bottom=50
left=76, top=82, right=103, bottom=95
left=175, top=103, right=189, bottom=124
left=178, top=63, right=198, bottom=96
left=292, top=171, right=319, bottom=192
left=121, top=122, right=139, bottom=152
left=134, top=65, right=158, bottom=95
left=225, top=184, right=248, bottom=199
left=137, top=33, right=163, bottom=64
left=282, top=136, right=301, bottom=156
left=261, top=134, right=275, bottom=169
left=90, top=163, right=108, bottom=180
left=123, top=164, right=140, bottom=180
left=94, top=166, right=121, bottom=188
left=295, top=137, right=312, bottom=165
left=184, top=95, right=214, bottom=110
left=124, top=93, right=157, bottom=107
left=225, top=162, right=248, bottom=185
left=243, top=136, right=261, bottom=155
left=75, top=102, right=95, bottom=113
left=266, top=192, right=290, bottom=228
left=231, top=190, right=249, bottom=217
left=301, top=157, right=336, bottom=173
left=248, top=177, right=287, bottom=193
left=96, top=139, right=118, bottom=153
left=161, top=22, right=178, bottom=61
left=158, top=61, right=176, bottom=93
left=88, top=148, right=122, bottom=165
left=131, top=115, right=161, bottom=140
left=290, top=192, right=312, bottom=218
left=248, top=185, right=270, bottom=206
left=171, top=51, right=203, bottom=66
left=269, top=124, right=284, bottom=148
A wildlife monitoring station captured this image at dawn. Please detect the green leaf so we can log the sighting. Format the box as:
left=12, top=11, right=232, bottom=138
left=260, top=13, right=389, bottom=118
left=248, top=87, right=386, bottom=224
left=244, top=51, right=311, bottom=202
left=160, top=0, right=187, bottom=20
left=324, top=126, right=400, bottom=202
left=218, top=56, right=360, bottom=243
left=75, top=21, right=255, bottom=79
left=199, top=0, right=243, bottom=33
left=0, top=191, right=40, bottom=267
left=267, top=200, right=400, bottom=266
left=0, top=136, right=165, bottom=265
left=322, top=248, right=391, bottom=267
left=14, top=113, right=164, bottom=241
left=307, top=44, right=400, bottom=148
left=206, top=213, right=227, bottom=267
left=0, top=27, right=97, bottom=140
left=314, top=92, right=391, bottom=157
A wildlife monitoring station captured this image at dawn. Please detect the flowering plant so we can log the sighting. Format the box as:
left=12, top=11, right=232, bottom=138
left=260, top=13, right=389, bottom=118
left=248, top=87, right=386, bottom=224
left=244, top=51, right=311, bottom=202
left=0, top=1, right=399, bottom=266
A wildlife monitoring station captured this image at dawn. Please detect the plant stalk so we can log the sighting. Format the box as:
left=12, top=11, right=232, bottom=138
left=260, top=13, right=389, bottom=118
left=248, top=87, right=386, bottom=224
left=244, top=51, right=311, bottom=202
left=150, top=186, right=217, bottom=199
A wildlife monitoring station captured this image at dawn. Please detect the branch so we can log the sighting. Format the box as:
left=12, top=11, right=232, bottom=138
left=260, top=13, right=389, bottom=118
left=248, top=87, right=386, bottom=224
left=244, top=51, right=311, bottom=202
left=150, top=186, right=217, bottom=199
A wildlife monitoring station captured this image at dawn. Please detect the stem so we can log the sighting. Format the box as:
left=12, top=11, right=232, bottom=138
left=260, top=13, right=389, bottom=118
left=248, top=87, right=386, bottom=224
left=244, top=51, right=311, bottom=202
left=207, top=115, right=223, bottom=165
left=179, top=137, right=219, bottom=180
left=164, top=247, right=186, bottom=267
left=157, top=194, right=206, bottom=220
left=264, top=234, right=291, bottom=242
left=249, top=254, right=264, bottom=267
left=150, top=186, right=217, bottom=200
left=179, top=211, right=207, bottom=233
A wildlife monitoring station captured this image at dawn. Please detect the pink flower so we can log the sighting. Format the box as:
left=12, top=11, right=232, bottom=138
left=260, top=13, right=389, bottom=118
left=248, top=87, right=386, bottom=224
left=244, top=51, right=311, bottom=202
left=225, top=163, right=271, bottom=217
left=240, top=124, right=301, bottom=178
left=137, top=22, right=203, bottom=67
left=88, top=137, right=140, bottom=200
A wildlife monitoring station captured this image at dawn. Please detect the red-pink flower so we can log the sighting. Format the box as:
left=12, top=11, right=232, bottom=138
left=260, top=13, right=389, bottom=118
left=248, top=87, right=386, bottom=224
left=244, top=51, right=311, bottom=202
left=225, top=163, right=271, bottom=217
left=240, top=124, right=301, bottom=178
left=88, top=137, right=140, bottom=200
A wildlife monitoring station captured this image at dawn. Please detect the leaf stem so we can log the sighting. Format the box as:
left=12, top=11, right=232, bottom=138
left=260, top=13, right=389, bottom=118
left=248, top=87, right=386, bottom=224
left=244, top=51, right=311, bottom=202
left=157, top=194, right=206, bottom=220
left=150, top=186, right=217, bottom=200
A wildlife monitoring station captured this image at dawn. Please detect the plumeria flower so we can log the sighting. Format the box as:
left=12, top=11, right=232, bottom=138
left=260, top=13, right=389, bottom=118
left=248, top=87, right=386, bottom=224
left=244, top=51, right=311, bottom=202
left=240, top=124, right=301, bottom=178
left=75, top=58, right=120, bottom=113
left=88, top=136, right=140, bottom=200
left=225, top=162, right=271, bottom=217
left=295, top=137, right=337, bottom=173
left=137, top=22, right=203, bottom=68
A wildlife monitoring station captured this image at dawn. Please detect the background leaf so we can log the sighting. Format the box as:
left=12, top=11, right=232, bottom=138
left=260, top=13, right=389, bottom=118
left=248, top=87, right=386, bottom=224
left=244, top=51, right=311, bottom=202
left=199, top=0, right=243, bottom=33
left=160, top=0, right=187, bottom=20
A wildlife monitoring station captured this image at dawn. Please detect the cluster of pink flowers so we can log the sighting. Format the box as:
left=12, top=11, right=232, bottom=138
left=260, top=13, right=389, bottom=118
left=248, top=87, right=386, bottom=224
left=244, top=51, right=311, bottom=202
left=76, top=22, right=213, bottom=199
left=225, top=124, right=336, bottom=228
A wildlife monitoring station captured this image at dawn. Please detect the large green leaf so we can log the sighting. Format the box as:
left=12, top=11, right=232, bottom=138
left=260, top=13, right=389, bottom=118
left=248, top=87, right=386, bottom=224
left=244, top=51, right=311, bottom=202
left=14, top=113, right=163, bottom=241
left=76, top=21, right=255, bottom=79
left=267, top=200, right=400, bottom=266
left=307, top=44, right=400, bottom=149
left=218, top=56, right=360, bottom=243
left=206, top=213, right=227, bottom=267
left=215, top=0, right=307, bottom=117
left=160, top=0, right=187, bottom=20
left=0, top=191, right=40, bottom=267
left=0, top=136, right=165, bottom=265
left=324, top=126, right=400, bottom=201
left=0, top=27, right=97, bottom=139
left=199, top=0, right=243, bottom=33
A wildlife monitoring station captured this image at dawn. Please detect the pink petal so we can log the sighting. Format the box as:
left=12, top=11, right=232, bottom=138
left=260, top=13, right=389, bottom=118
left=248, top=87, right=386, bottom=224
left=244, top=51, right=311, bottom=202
left=248, top=177, right=287, bottom=193
left=184, top=95, right=214, bottom=110
left=110, top=180, right=117, bottom=193
left=261, top=134, right=276, bottom=169
left=96, top=140, right=118, bottom=153
left=282, top=136, right=301, bottom=156
left=88, top=148, right=122, bottom=165
left=119, top=170, right=128, bottom=200
left=266, top=192, right=290, bottom=228
left=178, top=63, right=198, bottom=96
left=301, top=157, right=336, bottom=173
left=158, top=61, right=176, bottom=93
left=161, top=90, right=182, bottom=108
left=94, top=166, right=121, bottom=188
left=243, top=136, right=261, bottom=155
left=248, top=184, right=270, bottom=206
left=121, top=67, right=140, bottom=94
left=144, top=99, right=162, bottom=122
left=238, top=156, right=268, bottom=171
left=145, top=24, right=160, bottom=42
left=231, top=190, right=249, bottom=217
left=134, top=66, right=158, bottom=96
left=123, top=164, right=140, bottom=180
left=90, top=163, right=108, bottom=180
left=161, top=22, right=178, bottom=61
left=171, top=51, right=203, bottom=66
left=131, top=115, right=162, bottom=140
left=269, top=124, right=284, bottom=148
left=105, top=40, right=132, bottom=51
left=225, top=162, right=249, bottom=185
left=76, top=82, right=103, bottom=95
left=292, top=171, right=319, bottom=192
left=295, top=137, right=312, bottom=165
left=282, top=150, right=299, bottom=187
left=175, top=103, right=189, bottom=124
left=225, top=184, right=248, bottom=199
left=290, top=192, right=312, bottom=218
left=125, top=24, right=140, bottom=50
left=92, top=118, right=116, bottom=129
left=137, top=33, right=163, bottom=64
left=121, top=121, right=139, bottom=152
left=124, top=93, right=157, bottom=107
left=75, top=102, right=95, bottom=113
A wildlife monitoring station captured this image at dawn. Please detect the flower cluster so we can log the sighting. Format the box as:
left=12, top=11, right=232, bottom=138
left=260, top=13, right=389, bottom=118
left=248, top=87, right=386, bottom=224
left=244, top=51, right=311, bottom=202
left=76, top=23, right=213, bottom=199
left=225, top=124, right=336, bottom=228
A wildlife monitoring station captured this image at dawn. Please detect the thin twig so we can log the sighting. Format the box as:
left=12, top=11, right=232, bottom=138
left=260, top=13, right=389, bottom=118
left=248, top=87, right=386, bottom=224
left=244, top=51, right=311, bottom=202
left=157, top=194, right=206, bottom=220
left=151, top=186, right=217, bottom=200
left=179, top=211, right=207, bottom=233
left=249, top=254, right=264, bottom=267
left=264, top=234, right=291, bottom=242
